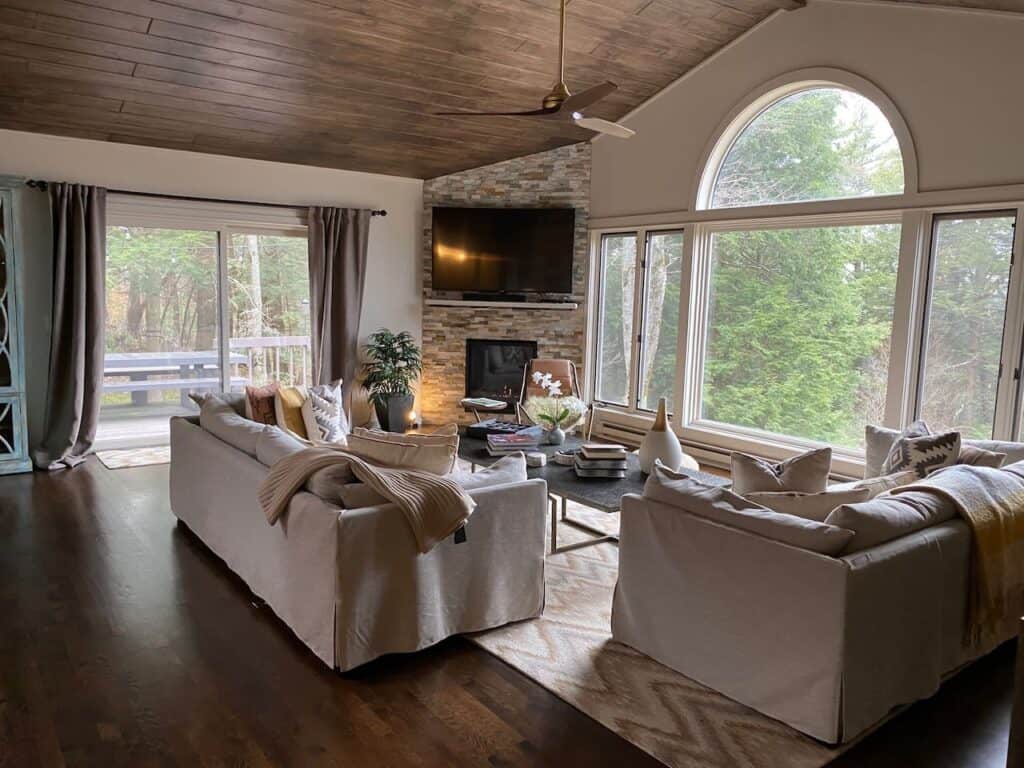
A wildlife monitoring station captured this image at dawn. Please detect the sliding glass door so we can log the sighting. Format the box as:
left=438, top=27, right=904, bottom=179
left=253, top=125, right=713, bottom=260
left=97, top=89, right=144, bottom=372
left=100, top=227, right=221, bottom=449
left=99, top=222, right=309, bottom=450
left=227, top=231, right=311, bottom=390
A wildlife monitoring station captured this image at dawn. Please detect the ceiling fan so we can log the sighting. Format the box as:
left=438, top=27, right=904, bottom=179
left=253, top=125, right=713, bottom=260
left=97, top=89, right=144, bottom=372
left=435, top=0, right=635, bottom=139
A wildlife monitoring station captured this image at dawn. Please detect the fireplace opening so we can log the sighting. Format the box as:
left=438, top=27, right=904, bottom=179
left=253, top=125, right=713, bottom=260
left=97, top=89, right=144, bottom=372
left=465, top=339, right=538, bottom=413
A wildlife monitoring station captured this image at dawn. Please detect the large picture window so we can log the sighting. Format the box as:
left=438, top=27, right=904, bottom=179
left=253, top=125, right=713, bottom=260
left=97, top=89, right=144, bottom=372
left=700, top=222, right=900, bottom=448
left=588, top=76, right=1024, bottom=472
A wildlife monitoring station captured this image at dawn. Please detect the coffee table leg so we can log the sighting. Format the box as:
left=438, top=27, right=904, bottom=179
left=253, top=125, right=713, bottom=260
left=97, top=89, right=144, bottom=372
left=549, top=494, right=558, bottom=554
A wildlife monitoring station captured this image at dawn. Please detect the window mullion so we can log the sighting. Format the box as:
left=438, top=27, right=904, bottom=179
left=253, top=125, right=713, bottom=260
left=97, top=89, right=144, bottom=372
left=994, top=211, right=1024, bottom=439
left=886, top=210, right=931, bottom=428
left=626, top=229, right=646, bottom=412
left=217, top=228, right=231, bottom=392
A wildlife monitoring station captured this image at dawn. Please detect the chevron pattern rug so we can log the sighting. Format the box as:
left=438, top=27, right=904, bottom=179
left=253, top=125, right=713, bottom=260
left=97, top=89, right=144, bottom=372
left=469, top=506, right=847, bottom=768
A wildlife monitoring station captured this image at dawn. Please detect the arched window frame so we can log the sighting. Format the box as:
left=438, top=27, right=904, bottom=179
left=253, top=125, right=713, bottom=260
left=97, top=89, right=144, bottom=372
left=694, top=68, right=919, bottom=213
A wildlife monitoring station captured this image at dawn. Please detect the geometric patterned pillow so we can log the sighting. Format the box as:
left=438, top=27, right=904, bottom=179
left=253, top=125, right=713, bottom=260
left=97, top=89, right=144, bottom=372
left=300, top=382, right=350, bottom=444
left=244, top=382, right=279, bottom=425
left=881, top=430, right=961, bottom=478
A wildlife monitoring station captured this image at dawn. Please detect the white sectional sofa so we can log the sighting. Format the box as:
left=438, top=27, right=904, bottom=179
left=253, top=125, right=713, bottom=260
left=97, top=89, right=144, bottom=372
left=611, top=455, right=1024, bottom=744
left=169, top=415, right=548, bottom=671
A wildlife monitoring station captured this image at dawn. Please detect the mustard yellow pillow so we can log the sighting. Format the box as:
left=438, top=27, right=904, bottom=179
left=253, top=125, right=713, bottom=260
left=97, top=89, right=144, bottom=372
left=274, top=386, right=308, bottom=439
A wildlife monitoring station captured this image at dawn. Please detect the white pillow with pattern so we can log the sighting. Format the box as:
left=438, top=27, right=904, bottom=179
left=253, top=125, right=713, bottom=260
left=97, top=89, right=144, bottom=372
left=300, top=382, right=350, bottom=444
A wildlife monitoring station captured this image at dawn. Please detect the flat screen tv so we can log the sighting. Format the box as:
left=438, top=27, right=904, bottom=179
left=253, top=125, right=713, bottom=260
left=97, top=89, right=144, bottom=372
left=431, top=206, right=575, bottom=295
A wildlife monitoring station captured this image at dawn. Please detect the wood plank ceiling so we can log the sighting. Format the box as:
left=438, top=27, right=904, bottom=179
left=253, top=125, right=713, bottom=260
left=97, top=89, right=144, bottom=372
left=0, top=0, right=1019, bottom=179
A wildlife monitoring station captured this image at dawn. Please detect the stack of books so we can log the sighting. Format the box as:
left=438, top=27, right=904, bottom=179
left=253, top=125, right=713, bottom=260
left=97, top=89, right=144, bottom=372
left=574, top=443, right=629, bottom=478
left=486, top=427, right=543, bottom=456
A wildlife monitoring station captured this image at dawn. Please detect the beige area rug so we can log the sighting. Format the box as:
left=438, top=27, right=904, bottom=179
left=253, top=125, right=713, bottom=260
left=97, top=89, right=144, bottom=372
left=96, top=446, right=171, bottom=469
left=469, top=504, right=847, bottom=768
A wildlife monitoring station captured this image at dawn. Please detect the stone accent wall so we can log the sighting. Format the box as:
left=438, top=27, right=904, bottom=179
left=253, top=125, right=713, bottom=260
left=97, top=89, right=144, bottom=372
left=421, top=143, right=591, bottom=425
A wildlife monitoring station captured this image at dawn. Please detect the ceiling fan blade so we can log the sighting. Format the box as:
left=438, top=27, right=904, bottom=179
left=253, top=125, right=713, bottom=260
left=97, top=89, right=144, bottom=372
left=574, top=116, right=635, bottom=139
left=562, top=81, right=617, bottom=112
left=434, top=108, right=556, bottom=117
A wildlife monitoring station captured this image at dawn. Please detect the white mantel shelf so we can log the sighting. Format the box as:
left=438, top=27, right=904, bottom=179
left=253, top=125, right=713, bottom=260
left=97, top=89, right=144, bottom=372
left=425, top=298, right=579, bottom=311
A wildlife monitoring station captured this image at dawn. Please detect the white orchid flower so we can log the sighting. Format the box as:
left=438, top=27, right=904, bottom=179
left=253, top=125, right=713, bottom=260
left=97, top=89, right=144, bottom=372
left=547, top=380, right=563, bottom=396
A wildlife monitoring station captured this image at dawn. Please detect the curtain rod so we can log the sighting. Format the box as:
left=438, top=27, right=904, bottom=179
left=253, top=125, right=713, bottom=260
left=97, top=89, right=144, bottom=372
left=25, top=180, right=386, bottom=216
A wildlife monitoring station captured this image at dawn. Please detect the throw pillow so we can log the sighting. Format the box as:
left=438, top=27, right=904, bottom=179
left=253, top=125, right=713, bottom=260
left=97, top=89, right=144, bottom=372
left=744, top=487, right=871, bottom=523
left=827, top=469, right=919, bottom=500
left=301, top=382, right=349, bottom=444
left=881, top=430, right=961, bottom=478
left=864, top=421, right=931, bottom=478
left=958, top=444, right=1007, bottom=468
left=188, top=391, right=247, bottom=418
left=245, top=382, right=280, bottom=425
left=347, top=428, right=459, bottom=475
left=274, top=385, right=308, bottom=439
left=730, top=447, right=832, bottom=496
left=824, top=490, right=957, bottom=553
left=199, top=396, right=264, bottom=457
left=643, top=464, right=854, bottom=556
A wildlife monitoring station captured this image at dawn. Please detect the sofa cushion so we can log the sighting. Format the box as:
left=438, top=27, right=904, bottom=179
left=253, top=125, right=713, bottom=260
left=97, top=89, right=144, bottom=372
left=645, top=464, right=854, bottom=555
left=449, top=452, right=528, bottom=490
left=828, top=469, right=919, bottom=500
left=188, top=391, right=246, bottom=418
left=745, top=487, right=871, bottom=522
left=958, top=444, right=1007, bottom=468
left=245, top=382, right=280, bottom=425
left=199, top=396, right=264, bottom=457
left=824, top=491, right=957, bottom=553
left=255, top=425, right=307, bottom=467
left=304, top=463, right=355, bottom=505
left=881, top=430, right=961, bottom=478
left=348, top=427, right=459, bottom=475
left=730, top=447, right=831, bottom=495
left=301, top=382, right=349, bottom=444
left=333, top=453, right=528, bottom=509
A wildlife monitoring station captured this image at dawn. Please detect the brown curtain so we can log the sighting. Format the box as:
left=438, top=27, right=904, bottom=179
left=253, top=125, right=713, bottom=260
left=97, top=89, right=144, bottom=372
left=307, top=207, right=371, bottom=406
left=33, top=183, right=107, bottom=470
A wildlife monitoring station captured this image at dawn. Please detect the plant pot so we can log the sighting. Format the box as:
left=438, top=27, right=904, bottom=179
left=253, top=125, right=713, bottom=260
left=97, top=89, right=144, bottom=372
left=374, top=394, right=415, bottom=433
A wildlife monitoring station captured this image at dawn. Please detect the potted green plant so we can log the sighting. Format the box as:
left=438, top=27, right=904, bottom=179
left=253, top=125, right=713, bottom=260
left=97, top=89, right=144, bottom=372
left=361, top=329, right=423, bottom=432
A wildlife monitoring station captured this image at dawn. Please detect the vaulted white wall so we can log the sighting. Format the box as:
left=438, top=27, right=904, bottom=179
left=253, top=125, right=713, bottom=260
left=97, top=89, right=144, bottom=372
left=590, top=0, right=1024, bottom=218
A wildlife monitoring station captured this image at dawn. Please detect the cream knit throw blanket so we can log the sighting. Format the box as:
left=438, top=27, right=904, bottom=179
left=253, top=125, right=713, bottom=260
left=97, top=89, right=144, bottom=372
left=893, top=462, right=1024, bottom=648
left=258, top=445, right=475, bottom=554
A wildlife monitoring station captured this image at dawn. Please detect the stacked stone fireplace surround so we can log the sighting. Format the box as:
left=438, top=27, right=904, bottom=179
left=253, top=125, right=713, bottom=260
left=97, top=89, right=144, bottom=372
left=420, top=143, right=591, bottom=426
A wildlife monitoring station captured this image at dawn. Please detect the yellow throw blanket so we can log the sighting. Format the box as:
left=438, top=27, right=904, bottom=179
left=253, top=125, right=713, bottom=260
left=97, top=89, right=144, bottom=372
left=257, top=445, right=475, bottom=554
left=893, top=462, right=1024, bottom=648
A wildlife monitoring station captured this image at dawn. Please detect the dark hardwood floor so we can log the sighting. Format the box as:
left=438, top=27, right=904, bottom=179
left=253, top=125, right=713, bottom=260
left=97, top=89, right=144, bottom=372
left=0, top=460, right=1015, bottom=767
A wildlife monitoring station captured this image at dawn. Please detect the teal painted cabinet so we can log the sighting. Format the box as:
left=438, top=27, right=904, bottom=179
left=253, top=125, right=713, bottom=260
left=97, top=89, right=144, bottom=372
left=0, top=182, right=31, bottom=474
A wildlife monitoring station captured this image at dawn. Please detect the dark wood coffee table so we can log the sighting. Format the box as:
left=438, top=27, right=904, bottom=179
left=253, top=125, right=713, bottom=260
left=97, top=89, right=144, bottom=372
left=457, top=429, right=728, bottom=554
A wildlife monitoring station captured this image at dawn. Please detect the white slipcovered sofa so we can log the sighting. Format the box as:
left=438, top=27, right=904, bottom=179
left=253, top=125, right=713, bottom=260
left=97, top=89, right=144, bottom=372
left=611, top=441, right=1024, bottom=744
left=169, top=415, right=547, bottom=671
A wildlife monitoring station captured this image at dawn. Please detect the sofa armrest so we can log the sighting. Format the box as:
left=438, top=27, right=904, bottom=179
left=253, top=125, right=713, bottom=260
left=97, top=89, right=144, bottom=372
left=612, top=493, right=848, bottom=743
left=838, top=519, right=971, bottom=740
left=333, top=478, right=548, bottom=670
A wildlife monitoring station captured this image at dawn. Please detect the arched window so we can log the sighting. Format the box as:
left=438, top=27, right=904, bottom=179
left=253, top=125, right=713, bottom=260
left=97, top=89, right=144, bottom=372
left=701, top=85, right=905, bottom=209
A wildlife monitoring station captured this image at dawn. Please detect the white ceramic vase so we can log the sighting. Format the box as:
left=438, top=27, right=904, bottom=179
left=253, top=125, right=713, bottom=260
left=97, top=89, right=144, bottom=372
left=638, top=397, right=684, bottom=474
